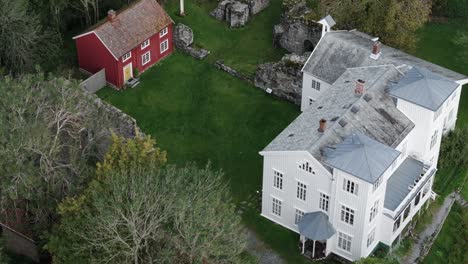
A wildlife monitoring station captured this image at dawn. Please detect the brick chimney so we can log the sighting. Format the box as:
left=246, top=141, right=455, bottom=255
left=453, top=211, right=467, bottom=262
left=107, top=10, right=116, bottom=22
left=355, top=79, right=365, bottom=95
left=370, top=41, right=382, bottom=60
left=318, top=119, right=327, bottom=132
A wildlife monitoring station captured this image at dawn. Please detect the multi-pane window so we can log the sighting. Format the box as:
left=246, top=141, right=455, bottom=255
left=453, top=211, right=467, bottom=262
left=122, top=51, right=131, bottom=62
left=272, top=197, right=282, bottom=216
left=160, top=39, right=169, bottom=53
left=338, top=232, right=352, bottom=252
left=403, top=205, right=411, bottom=221
left=340, top=205, right=355, bottom=225
left=430, top=130, right=438, bottom=150
left=297, top=182, right=307, bottom=201
left=298, top=160, right=314, bottom=174
left=141, top=39, right=150, bottom=49
left=369, top=200, right=379, bottom=222
left=142, top=51, right=151, bottom=65
left=319, top=193, right=329, bottom=212
left=373, top=177, right=382, bottom=192
left=311, top=80, right=321, bottom=91
left=367, top=228, right=376, bottom=248
left=294, top=209, right=305, bottom=225
left=273, top=170, right=283, bottom=190
left=159, top=27, right=168, bottom=37
left=393, top=215, right=401, bottom=232
left=343, top=179, right=358, bottom=195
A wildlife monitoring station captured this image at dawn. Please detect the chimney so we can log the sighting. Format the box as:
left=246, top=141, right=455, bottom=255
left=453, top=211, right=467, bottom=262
left=318, top=119, right=327, bottom=132
left=370, top=41, right=382, bottom=60
left=107, top=10, right=116, bottom=22
left=355, top=79, right=365, bottom=95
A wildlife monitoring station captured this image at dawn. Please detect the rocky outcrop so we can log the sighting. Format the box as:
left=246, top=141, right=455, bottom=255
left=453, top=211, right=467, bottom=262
left=211, top=0, right=269, bottom=27
left=273, top=0, right=322, bottom=54
left=254, top=52, right=310, bottom=104
left=173, top=23, right=210, bottom=60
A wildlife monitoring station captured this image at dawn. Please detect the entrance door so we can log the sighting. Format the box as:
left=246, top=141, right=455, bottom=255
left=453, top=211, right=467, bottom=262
left=123, top=63, right=133, bottom=83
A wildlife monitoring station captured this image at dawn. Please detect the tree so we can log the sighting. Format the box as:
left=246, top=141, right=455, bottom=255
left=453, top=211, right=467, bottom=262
left=0, top=0, right=60, bottom=74
left=356, top=256, right=399, bottom=264
left=318, top=0, right=431, bottom=49
left=47, top=135, right=246, bottom=264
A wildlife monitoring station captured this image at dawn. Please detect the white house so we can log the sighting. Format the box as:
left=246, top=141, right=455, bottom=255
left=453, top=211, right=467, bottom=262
left=260, top=28, right=468, bottom=262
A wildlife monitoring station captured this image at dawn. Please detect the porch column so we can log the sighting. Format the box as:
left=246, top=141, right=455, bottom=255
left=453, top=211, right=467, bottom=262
left=302, top=236, right=305, bottom=254
left=312, top=240, right=316, bottom=258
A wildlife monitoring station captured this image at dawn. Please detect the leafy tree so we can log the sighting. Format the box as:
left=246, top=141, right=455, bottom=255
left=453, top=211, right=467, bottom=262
left=356, top=256, right=399, bottom=264
left=47, top=135, right=246, bottom=264
left=0, top=239, right=10, bottom=264
left=317, top=0, right=431, bottom=48
left=453, top=33, right=468, bottom=63
left=0, top=0, right=60, bottom=74
left=438, top=126, right=468, bottom=169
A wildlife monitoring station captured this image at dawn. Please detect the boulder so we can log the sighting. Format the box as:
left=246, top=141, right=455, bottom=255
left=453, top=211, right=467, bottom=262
left=210, top=0, right=235, bottom=21
left=254, top=52, right=311, bottom=104
left=245, top=0, right=270, bottom=15
left=173, top=23, right=193, bottom=48
left=185, top=46, right=211, bottom=60
left=228, top=2, right=250, bottom=27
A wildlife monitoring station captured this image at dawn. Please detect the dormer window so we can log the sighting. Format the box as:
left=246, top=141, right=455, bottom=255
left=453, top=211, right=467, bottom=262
left=141, top=39, right=150, bottom=49
left=159, top=27, right=168, bottom=37
left=122, top=51, right=131, bottom=62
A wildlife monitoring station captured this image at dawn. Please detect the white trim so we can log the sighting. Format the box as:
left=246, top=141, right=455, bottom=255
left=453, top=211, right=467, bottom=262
left=160, top=39, right=169, bottom=54
left=123, top=62, right=133, bottom=83
left=456, top=79, right=468, bottom=85
left=73, top=31, right=119, bottom=61
left=301, top=34, right=327, bottom=72
left=122, top=51, right=132, bottom=62
left=159, top=27, right=168, bottom=37
left=142, top=51, right=151, bottom=66
left=72, top=30, right=95, bottom=39
left=141, top=39, right=150, bottom=49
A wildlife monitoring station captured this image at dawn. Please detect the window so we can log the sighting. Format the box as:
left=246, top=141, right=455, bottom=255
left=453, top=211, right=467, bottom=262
left=369, top=200, right=379, bottom=222
left=159, top=27, right=168, bottom=37
left=311, top=80, right=321, bottom=91
left=403, top=205, right=411, bottom=221
left=343, top=179, right=358, bottom=195
left=160, top=39, right=169, bottom=53
left=273, top=170, right=283, bottom=190
left=297, top=182, right=307, bottom=201
left=338, top=232, right=352, bottom=252
left=340, top=205, right=355, bottom=225
left=373, top=177, right=382, bottom=192
left=367, top=228, right=376, bottom=248
left=414, top=191, right=421, bottom=206
left=393, top=215, right=401, bottom=232
left=142, top=51, right=151, bottom=65
left=309, top=97, right=314, bottom=105
left=295, top=209, right=305, bottom=224
left=272, top=197, right=282, bottom=216
left=141, top=39, right=150, bottom=49
left=122, top=51, right=131, bottom=62
left=319, top=193, right=329, bottom=212
left=430, top=130, right=438, bottom=150
left=298, top=160, right=314, bottom=174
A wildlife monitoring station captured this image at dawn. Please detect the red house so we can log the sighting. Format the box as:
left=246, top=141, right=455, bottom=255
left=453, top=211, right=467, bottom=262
left=73, top=0, right=174, bottom=89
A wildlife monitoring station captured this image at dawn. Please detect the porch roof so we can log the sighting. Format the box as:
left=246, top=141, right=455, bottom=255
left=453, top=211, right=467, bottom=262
left=298, top=211, right=336, bottom=241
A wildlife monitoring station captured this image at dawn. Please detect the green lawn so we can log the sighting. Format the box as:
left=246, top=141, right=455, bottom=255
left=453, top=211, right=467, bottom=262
left=164, top=0, right=286, bottom=75
left=97, top=51, right=312, bottom=263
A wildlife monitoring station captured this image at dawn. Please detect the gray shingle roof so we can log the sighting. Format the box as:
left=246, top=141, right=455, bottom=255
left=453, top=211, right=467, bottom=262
left=322, top=133, right=400, bottom=183
left=302, top=31, right=466, bottom=84
left=388, top=67, right=459, bottom=111
left=384, top=157, right=425, bottom=211
left=298, top=211, right=336, bottom=240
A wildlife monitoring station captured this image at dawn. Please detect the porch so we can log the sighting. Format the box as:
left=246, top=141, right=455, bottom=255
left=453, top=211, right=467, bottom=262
left=298, top=211, right=336, bottom=260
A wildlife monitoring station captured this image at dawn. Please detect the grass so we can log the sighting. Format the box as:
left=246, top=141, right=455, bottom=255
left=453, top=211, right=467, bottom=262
left=164, top=0, right=286, bottom=75
left=422, top=202, right=468, bottom=264
left=97, top=51, right=309, bottom=263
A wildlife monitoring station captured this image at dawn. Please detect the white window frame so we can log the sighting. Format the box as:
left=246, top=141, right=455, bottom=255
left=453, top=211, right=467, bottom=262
left=319, top=192, right=329, bottom=212
left=369, top=200, right=379, bottom=222
left=272, top=197, right=282, bottom=217
left=337, top=231, right=352, bottom=252
left=298, top=160, right=314, bottom=174
left=367, top=227, right=376, bottom=248
left=296, top=181, right=307, bottom=201
left=141, top=39, right=150, bottom=49
left=294, top=208, right=305, bottom=225
left=273, top=169, right=283, bottom=190
left=142, top=51, right=151, bottom=66
left=160, top=39, right=169, bottom=54
left=430, top=129, right=439, bottom=150
left=340, top=205, right=355, bottom=226
left=311, top=79, right=321, bottom=91
left=159, top=27, right=168, bottom=37
left=122, top=51, right=131, bottom=62
left=343, top=178, right=359, bottom=195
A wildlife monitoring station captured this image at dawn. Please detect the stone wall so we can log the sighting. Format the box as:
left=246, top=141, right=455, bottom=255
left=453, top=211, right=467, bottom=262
left=211, top=0, right=270, bottom=27
left=254, top=52, right=310, bottom=104
left=173, top=23, right=210, bottom=60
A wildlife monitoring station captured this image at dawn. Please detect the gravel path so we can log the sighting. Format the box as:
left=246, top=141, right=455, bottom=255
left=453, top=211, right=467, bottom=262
left=246, top=229, right=285, bottom=264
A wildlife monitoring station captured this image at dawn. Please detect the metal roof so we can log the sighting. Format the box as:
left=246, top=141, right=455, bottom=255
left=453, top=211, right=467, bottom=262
left=302, top=31, right=466, bottom=84
left=323, top=133, right=400, bottom=183
left=298, top=211, right=336, bottom=241
left=384, top=157, right=425, bottom=211
left=388, top=67, right=459, bottom=111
